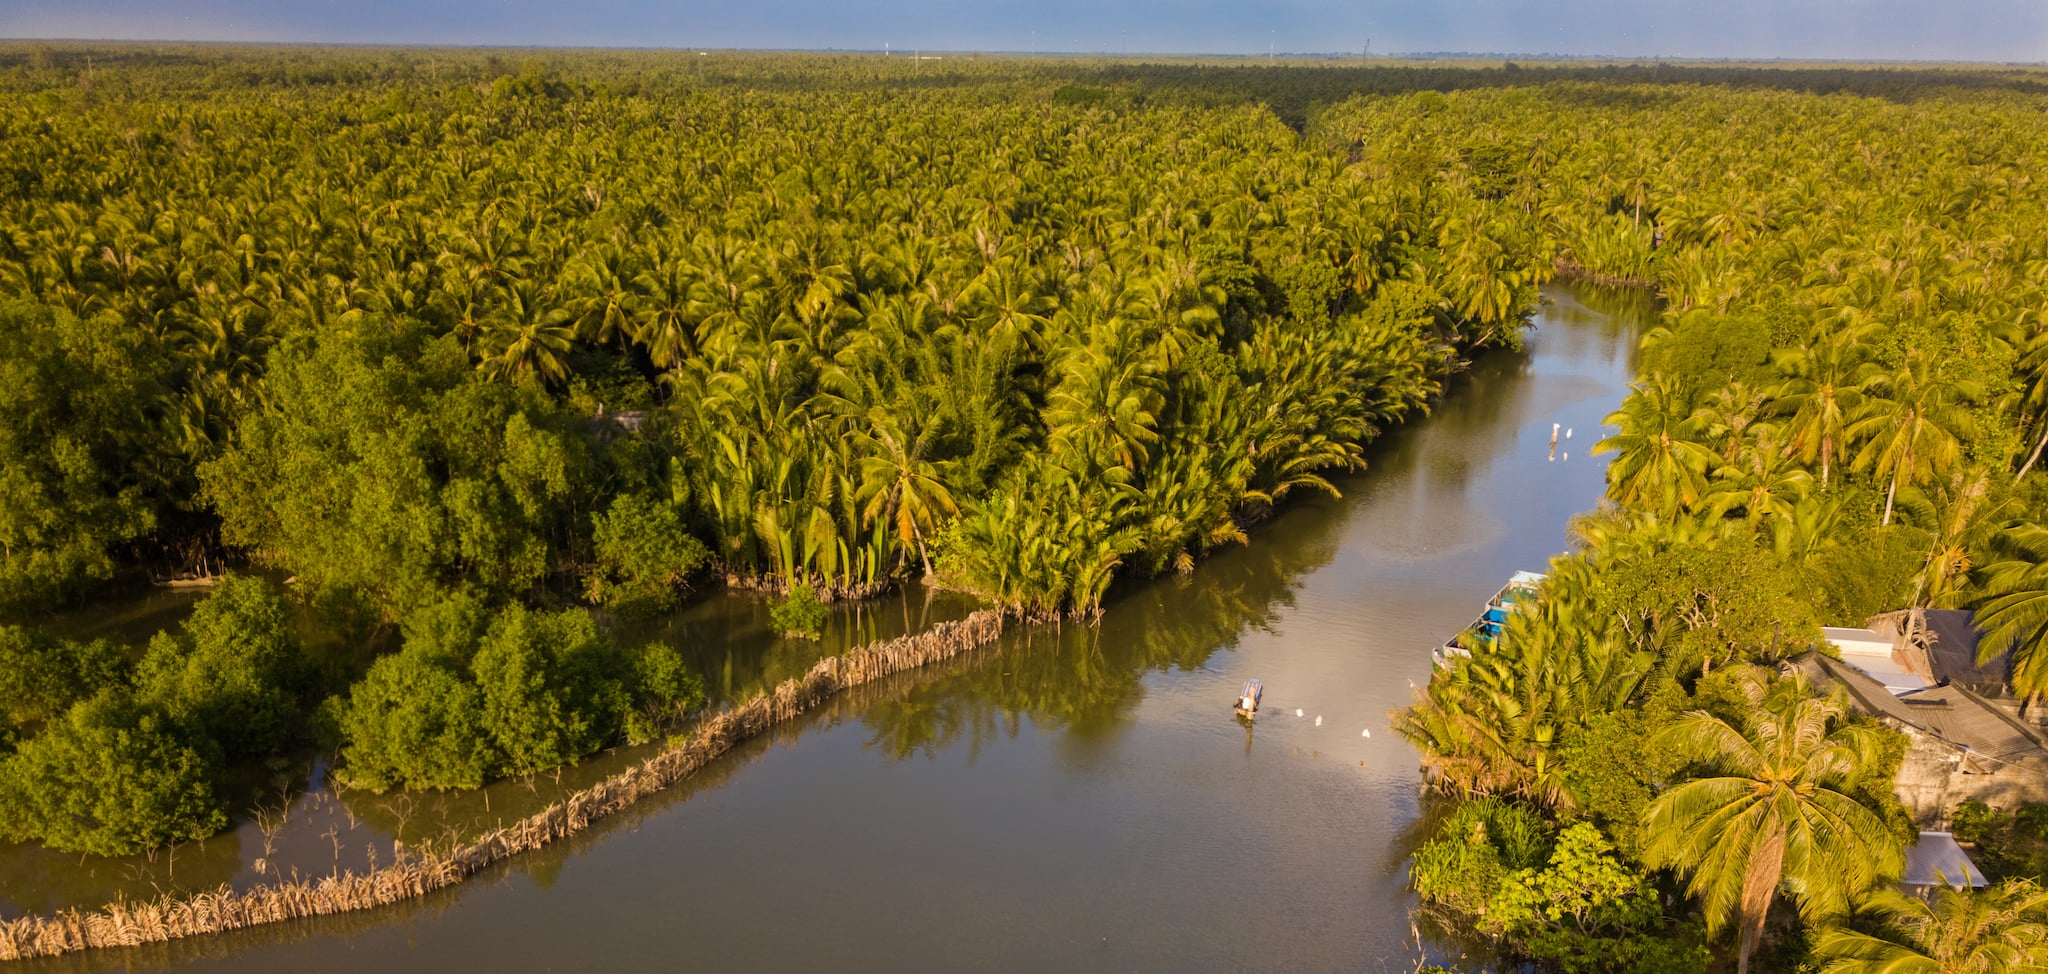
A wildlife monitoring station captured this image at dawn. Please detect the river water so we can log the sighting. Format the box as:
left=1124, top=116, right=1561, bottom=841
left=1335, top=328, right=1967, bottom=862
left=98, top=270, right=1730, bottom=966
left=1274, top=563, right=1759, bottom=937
left=14, top=283, right=1646, bottom=973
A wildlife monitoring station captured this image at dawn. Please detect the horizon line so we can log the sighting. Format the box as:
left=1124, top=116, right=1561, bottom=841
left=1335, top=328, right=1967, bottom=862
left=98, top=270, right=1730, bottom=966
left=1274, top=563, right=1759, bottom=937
left=2, top=38, right=2044, bottom=67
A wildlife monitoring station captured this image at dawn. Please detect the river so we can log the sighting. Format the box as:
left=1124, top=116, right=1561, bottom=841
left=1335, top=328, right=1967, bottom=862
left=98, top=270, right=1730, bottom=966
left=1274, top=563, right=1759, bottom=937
left=12, top=282, right=1648, bottom=973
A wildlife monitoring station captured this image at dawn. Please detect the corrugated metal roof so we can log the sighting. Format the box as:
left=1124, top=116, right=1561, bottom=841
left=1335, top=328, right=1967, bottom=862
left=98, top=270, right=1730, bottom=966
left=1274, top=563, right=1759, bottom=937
left=1786, top=651, right=2048, bottom=766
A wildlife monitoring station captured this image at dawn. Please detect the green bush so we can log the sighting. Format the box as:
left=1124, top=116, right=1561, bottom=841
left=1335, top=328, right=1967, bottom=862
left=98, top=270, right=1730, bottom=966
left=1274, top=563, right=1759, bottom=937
left=136, top=574, right=304, bottom=759
left=585, top=493, right=710, bottom=614
left=769, top=583, right=829, bottom=639
left=1410, top=798, right=1551, bottom=918
left=0, top=690, right=226, bottom=856
left=1487, top=823, right=1711, bottom=974
left=337, top=598, right=704, bottom=791
left=0, top=625, right=129, bottom=725
left=472, top=605, right=616, bottom=777
left=622, top=642, right=705, bottom=744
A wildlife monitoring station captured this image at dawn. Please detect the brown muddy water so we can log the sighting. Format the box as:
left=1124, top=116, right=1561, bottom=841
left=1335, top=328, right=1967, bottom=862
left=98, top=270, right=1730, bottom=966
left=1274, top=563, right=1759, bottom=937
left=5, top=283, right=1647, bottom=973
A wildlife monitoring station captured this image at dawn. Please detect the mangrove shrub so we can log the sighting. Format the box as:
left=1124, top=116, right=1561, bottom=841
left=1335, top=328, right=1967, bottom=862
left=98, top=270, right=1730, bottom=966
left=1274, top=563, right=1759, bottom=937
left=0, top=625, right=129, bottom=726
left=337, top=597, right=701, bottom=791
left=0, top=690, right=227, bottom=856
left=584, top=492, right=710, bottom=614
left=201, top=321, right=596, bottom=618
left=0, top=301, right=166, bottom=611
left=135, top=574, right=304, bottom=759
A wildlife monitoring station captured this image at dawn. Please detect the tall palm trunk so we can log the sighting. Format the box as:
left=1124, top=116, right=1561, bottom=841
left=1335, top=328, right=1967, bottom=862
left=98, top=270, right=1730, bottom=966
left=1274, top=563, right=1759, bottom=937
left=2017, top=418, right=2048, bottom=483
left=1882, top=433, right=1912, bottom=527
left=1738, top=828, right=1787, bottom=974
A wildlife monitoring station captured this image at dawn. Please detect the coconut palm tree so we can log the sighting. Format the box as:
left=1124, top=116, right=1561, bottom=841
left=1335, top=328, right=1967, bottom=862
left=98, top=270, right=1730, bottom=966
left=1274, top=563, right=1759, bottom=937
left=1594, top=375, right=1722, bottom=517
left=1967, top=520, right=2048, bottom=700
left=1849, top=350, right=1975, bottom=527
left=1815, top=881, right=2048, bottom=974
left=1644, top=667, right=1904, bottom=974
left=1774, top=321, right=1877, bottom=488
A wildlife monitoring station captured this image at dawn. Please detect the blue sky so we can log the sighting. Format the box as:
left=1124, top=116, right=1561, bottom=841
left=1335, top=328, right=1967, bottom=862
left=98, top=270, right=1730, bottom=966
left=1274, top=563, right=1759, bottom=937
left=3, top=0, right=2044, bottom=62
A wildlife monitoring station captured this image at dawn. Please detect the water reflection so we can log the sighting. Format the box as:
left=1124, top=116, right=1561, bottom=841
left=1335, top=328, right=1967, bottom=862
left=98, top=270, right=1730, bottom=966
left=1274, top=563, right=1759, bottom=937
left=8, top=284, right=1651, bottom=973
left=0, top=582, right=977, bottom=921
left=862, top=506, right=1356, bottom=766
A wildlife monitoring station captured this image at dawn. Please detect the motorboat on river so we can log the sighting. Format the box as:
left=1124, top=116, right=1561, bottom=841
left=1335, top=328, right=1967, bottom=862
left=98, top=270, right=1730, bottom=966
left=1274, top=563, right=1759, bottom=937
left=1234, top=679, right=1263, bottom=718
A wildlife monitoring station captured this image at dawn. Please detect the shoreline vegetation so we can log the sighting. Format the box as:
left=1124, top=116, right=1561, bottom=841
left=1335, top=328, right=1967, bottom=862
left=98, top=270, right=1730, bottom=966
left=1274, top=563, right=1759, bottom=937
left=2, top=43, right=1547, bottom=880
left=1354, top=59, right=2048, bottom=974
left=10, top=44, right=2048, bottom=973
left=0, top=610, right=1004, bottom=961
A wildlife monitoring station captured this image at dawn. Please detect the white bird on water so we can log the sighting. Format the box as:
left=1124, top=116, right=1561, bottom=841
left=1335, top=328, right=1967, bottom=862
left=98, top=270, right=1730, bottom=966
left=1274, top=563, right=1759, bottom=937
left=1315, top=715, right=1323, bottom=727
left=1296, top=708, right=1303, bottom=717
left=1362, top=728, right=1371, bottom=738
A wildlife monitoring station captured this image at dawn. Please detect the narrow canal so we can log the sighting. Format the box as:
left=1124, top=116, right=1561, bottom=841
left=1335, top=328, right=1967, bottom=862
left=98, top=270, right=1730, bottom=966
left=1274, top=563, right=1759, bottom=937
left=17, top=283, right=1647, bottom=973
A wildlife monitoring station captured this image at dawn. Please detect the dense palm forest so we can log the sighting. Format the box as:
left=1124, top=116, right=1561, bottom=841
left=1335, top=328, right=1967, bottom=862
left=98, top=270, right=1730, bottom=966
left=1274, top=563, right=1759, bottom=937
left=0, top=47, right=1537, bottom=858
left=1349, top=82, right=2048, bottom=970
left=8, top=44, right=2048, bottom=970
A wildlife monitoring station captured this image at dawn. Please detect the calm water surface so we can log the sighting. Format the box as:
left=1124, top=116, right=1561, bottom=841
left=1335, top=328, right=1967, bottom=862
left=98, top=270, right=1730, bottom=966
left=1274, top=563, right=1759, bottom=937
left=16, top=284, right=1645, bottom=974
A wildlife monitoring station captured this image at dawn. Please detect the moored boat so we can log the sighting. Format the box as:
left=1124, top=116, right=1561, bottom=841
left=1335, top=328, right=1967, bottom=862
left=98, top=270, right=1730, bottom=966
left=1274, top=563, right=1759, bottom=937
left=1434, top=571, right=1547, bottom=666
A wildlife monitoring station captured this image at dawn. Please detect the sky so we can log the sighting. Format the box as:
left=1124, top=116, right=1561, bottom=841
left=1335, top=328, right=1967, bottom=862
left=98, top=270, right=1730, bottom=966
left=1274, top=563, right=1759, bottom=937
left=3, top=0, right=2045, bottom=62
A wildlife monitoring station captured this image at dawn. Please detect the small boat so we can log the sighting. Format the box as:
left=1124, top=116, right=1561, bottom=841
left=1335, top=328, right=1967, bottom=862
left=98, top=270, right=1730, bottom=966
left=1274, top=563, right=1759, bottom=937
left=1434, top=571, right=1547, bottom=666
left=1234, top=679, right=1263, bottom=718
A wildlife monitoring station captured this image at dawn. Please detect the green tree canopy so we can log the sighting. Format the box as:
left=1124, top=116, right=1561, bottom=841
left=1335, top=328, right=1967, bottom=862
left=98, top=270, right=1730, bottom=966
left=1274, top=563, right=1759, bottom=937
left=1644, top=667, right=1906, bottom=974
left=0, top=301, right=166, bottom=610
left=0, top=689, right=226, bottom=856
left=201, top=319, right=597, bottom=617
left=135, top=573, right=304, bottom=759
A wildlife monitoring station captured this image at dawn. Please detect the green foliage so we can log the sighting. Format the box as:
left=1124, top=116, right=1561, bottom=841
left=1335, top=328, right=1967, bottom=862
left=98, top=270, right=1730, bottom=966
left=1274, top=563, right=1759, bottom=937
left=622, top=642, right=704, bottom=745
left=471, top=605, right=615, bottom=777
left=1640, top=309, right=1779, bottom=406
left=1556, top=694, right=1688, bottom=858
left=135, top=574, right=303, bottom=759
left=201, top=320, right=594, bottom=618
left=0, top=301, right=165, bottom=610
left=337, top=597, right=701, bottom=791
left=1804, top=524, right=1926, bottom=625
left=0, top=577, right=309, bottom=853
left=769, top=583, right=829, bottom=640
left=1410, top=798, right=1551, bottom=919
left=0, top=690, right=226, bottom=856
left=1413, top=806, right=1706, bottom=974
left=0, top=625, right=129, bottom=725
left=1050, top=84, right=1109, bottom=106
left=1949, top=801, right=2048, bottom=883
left=333, top=598, right=492, bottom=792
left=1487, top=823, right=1712, bottom=974
left=1579, top=519, right=1823, bottom=674
left=585, top=493, right=710, bottom=614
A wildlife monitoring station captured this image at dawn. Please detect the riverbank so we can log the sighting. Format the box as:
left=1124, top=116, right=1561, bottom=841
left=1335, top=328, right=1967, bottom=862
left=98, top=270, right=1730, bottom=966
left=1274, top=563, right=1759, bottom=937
left=0, top=611, right=1005, bottom=961
left=0, top=283, right=1643, bottom=973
